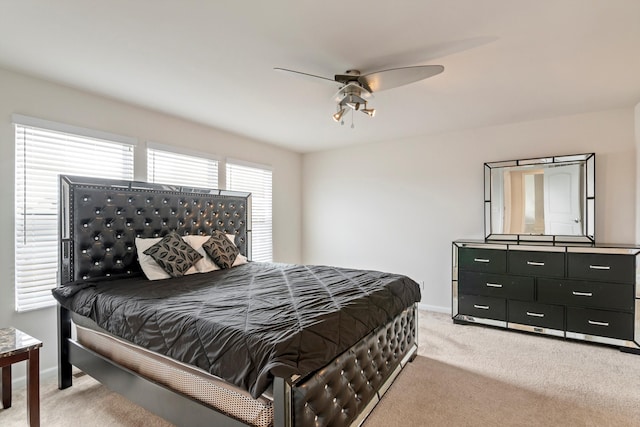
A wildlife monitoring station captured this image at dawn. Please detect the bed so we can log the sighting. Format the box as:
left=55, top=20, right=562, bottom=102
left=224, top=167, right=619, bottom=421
left=54, top=175, right=421, bottom=427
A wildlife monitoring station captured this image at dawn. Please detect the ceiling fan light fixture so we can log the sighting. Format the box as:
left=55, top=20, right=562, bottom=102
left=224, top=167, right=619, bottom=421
left=332, top=108, right=346, bottom=122
left=342, top=94, right=366, bottom=110
left=362, top=107, right=376, bottom=117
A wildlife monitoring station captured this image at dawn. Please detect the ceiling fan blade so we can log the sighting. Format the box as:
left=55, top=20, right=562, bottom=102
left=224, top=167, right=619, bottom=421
left=359, top=65, right=444, bottom=93
left=274, top=67, right=339, bottom=85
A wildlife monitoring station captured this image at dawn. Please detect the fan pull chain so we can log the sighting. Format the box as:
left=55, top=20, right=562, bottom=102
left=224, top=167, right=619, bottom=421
left=351, top=109, right=355, bottom=129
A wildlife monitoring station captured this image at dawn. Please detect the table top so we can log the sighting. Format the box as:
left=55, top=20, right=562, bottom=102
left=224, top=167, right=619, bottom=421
left=0, top=327, right=42, bottom=358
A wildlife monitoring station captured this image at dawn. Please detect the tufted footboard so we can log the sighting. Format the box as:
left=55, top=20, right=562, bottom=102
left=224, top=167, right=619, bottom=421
left=292, top=306, right=417, bottom=427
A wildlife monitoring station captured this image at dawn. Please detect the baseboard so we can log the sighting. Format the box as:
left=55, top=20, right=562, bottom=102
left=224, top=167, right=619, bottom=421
left=11, top=366, right=58, bottom=389
left=418, top=303, right=450, bottom=314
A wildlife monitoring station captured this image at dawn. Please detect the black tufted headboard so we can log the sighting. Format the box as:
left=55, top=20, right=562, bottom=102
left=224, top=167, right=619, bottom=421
left=59, top=175, right=251, bottom=284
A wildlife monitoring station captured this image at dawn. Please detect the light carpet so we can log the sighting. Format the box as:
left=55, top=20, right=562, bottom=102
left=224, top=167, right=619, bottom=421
left=1, top=311, right=639, bottom=426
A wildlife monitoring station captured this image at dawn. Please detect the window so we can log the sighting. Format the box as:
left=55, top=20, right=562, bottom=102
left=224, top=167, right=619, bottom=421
left=226, top=161, right=273, bottom=262
left=147, top=144, right=218, bottom=188
left=14, top=115, right=135, bottom=311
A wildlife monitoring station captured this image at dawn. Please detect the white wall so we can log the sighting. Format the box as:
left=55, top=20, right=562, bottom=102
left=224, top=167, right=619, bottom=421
left=302, top=108, right=637, bottom=312
left=0, top=67, right=302, bottom=380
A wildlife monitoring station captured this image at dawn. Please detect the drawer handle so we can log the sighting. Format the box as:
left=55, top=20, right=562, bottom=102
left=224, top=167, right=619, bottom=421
left=572, top=291, right=593, bottom=297
left=526, top=261, right=545, bottom=266
left=473, top=304, right=490, bottom=310
left=474, top=258, right=490, bottom=263
left=588, top=320, right=609, bottom=327
left=526, top=312, right=545, bottom=318
left=486, top=283, right=503, bottom=288
left=589, top=265, right=611, bottom=270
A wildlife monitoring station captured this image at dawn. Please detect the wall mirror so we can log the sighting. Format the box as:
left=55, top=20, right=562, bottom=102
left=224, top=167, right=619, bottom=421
left=484, top=153, right=595, bottom=243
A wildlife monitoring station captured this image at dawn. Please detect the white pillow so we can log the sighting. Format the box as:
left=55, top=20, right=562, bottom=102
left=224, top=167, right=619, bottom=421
left=183, top=235, right=220, bottom=274
left=233, top=253, right=248, bottom=267
left=226, top=234, right=249, bottom=267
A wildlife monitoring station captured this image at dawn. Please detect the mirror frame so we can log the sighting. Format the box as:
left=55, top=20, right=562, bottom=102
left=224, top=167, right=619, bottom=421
left=484, top=153, right=595, bottom=243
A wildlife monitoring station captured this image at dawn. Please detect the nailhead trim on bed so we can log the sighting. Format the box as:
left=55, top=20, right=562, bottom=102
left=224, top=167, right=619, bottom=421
left=292, top=307, right=416, bottom=427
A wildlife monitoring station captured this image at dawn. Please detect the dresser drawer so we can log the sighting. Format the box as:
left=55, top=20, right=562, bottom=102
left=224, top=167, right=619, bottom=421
left=508, top=250, right=565, bottom=277
left=458, top=248, right=506, bottom=273
left=567, top=253, right=635, bottom=284
left=459, top=271, right=534, bottom=300
left=508, top=300, right=564, bottom=330
left=538, top=278, right=634, bottom=311
left=566, top=307, right=634, bottom=340
left=458, top=294, right=506, bottom=321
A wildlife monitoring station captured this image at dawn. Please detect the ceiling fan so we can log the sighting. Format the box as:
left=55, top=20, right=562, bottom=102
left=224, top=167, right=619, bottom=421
left=274, top=64, right=444, bottom=124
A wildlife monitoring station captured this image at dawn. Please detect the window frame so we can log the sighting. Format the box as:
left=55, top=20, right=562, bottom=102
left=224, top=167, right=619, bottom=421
left=226, top=158, right=273, bottom=262
left=146, top=141, right=220, bottom=189
left=13, top=114, right=136, bottom=312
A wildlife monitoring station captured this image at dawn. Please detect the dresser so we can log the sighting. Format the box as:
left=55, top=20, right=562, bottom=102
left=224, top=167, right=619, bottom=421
left=452, top=240, right=640, bottom=353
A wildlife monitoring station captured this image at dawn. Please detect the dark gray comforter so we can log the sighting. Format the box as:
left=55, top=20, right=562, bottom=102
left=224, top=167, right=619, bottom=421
left=53, top=262, right=421, bottom=398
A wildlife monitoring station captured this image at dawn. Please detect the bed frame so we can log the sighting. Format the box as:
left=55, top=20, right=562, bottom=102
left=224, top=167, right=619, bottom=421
left=56, top=175, right=418, bottom=427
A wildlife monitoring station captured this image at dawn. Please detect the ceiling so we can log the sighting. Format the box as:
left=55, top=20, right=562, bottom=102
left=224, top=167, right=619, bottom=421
left=1, top=1, right=639, bottom=153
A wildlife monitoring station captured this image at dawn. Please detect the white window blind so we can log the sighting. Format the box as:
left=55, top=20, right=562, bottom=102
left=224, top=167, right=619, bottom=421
left=226, top=161, right=272, bottom=262
left=147, top=146, right=218, bottom=188
left=15, top=123, right=134, bottom=311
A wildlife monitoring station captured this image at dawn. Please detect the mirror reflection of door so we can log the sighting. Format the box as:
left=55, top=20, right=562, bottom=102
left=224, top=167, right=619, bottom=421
left=543, top=164, right=583, bottom=235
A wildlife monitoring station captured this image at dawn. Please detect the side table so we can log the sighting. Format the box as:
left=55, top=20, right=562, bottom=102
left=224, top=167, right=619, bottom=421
left=0, top=327, right=42, bottom=427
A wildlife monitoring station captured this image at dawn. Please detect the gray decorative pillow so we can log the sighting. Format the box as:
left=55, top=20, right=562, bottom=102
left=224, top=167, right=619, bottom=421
left=203, top=230, right=239, bottom=269
left=143, top=231, right=202, bottom=278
